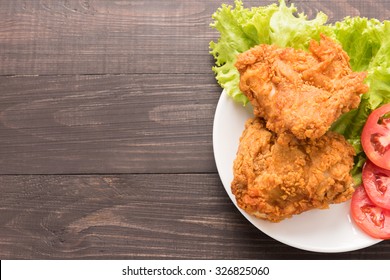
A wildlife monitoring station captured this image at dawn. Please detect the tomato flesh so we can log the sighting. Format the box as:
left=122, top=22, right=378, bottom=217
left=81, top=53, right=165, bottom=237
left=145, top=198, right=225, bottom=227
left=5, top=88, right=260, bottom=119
left=351, top=185, right=390, bottom=239
left=361, top=103, right=390, bottom=170
left=362, top=160, right=390, bottom=210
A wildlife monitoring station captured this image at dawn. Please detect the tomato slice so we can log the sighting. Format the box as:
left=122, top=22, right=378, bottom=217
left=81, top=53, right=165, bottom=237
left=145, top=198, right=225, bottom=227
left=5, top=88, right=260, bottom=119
left=351, top=185, right=390, bottom=239
left=362, top=160, right=390, bottom=210
left=361, top=103, right=390, bottom=170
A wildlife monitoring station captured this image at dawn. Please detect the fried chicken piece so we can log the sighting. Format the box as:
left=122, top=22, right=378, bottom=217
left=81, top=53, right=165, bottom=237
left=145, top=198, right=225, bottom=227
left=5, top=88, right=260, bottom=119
left=231, top=118, right=355, bottom=222
left=235, top=34, right=368, bottom=139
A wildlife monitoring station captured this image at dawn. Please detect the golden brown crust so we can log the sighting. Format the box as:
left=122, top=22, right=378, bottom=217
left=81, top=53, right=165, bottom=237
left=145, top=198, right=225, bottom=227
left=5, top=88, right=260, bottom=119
left=231, top=118, right=355, bottom=222
left=235, top=34, right=368, bottom=140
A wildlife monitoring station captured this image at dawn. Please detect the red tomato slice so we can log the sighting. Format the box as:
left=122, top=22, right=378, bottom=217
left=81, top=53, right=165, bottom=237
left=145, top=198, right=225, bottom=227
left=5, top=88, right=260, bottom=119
left=362, top=160, right=390, bottom=210
left=351, top=185, right=390, bottom=239
left=361, top=103, right=390, bottom=170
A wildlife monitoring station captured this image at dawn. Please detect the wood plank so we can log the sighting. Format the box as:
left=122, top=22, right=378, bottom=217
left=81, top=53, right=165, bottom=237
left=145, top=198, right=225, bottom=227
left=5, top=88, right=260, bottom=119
left=0, top=74, right=221, bottom=174
left=0, top=0, right=218, bottom=75
left=1, top=173, right=389, bottom=259
left=0, top=0, right=389, bottom=75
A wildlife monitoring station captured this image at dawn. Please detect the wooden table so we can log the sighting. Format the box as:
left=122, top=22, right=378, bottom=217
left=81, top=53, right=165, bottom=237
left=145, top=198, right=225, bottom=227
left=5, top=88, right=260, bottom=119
left=1, top=0, right=389, bottom=259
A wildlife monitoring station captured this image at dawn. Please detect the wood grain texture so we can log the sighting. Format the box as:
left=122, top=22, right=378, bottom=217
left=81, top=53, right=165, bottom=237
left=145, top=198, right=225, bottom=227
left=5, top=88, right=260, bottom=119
left=1, top=174, right=389, bottom=259
left=0, top=74, right=219, bottom=174
left=1, top=0, right=390, bottom=260
left=0, top=0, right=389, bottom=75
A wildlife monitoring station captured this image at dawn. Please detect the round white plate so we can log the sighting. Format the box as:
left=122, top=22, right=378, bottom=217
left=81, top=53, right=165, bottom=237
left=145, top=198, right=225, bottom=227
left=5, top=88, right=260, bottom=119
left=213, top=90, right=381, bottom=253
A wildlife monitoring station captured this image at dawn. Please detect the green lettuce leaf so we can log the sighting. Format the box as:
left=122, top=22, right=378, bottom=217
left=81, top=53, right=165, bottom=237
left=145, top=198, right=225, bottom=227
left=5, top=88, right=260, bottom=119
left=269, top=1, right=331, bottom=49
left=333, top=17, right=383, bottom=72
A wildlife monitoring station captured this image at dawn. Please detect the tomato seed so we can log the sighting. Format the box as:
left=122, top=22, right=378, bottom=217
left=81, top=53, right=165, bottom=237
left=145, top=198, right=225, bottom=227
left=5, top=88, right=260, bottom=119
left=361, top=205, right=385, bottom=228
left=374, top=173, right=389, bottom=195
left=379, top=116, right=390, bottom=128
left=371, top=133, right=390, bottom=155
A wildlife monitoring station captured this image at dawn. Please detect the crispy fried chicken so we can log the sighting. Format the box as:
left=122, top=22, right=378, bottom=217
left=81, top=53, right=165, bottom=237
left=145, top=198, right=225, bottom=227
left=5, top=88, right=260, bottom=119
left=235, top=35, right=368, bottom=139
left=231, top=118, right=355, bottom=222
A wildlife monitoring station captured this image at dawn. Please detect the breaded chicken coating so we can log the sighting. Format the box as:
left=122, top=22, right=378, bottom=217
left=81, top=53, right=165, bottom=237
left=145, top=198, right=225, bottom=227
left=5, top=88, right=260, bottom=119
left=231, top=118, right=356, bottom=222
left=235, top=34, right=368, bottom=139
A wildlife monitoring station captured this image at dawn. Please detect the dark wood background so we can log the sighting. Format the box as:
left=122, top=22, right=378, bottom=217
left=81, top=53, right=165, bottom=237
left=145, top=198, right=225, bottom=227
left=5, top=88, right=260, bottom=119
left=1, top=0, right=389, bottom=259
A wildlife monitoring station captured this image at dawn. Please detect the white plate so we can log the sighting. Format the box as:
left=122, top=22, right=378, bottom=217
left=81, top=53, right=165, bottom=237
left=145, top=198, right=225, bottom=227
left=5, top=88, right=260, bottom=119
left=213, top=90, right=381, bottom=253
